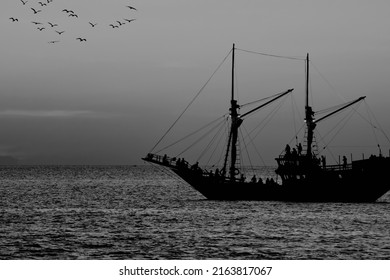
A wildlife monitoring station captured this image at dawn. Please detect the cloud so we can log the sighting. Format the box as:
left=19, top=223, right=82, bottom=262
left=0, top=109, right=112, bottom=118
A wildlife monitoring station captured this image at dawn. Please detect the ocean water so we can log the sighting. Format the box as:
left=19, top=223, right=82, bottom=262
left=0, top=165, right=389, bottom=260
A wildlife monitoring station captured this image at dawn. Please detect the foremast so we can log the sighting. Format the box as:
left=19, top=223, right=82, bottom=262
left=223, top=44, right=293, bottom=181
left=222, top=44, right=242, bottom=181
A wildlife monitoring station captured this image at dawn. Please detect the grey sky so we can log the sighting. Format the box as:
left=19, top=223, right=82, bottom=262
left=1, top=0, right=390, bottom=165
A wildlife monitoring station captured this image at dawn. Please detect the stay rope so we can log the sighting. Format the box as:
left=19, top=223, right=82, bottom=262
left=149, top=49, right=232, bottom=153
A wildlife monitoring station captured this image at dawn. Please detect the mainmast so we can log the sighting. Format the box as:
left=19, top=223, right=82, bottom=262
left=305, top=53, right=316, bottom=159
left=229, top=44, right=241, bottom=181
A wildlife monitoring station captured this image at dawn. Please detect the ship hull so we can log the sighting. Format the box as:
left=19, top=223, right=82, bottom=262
left=168, top=159, right=390, bottom=203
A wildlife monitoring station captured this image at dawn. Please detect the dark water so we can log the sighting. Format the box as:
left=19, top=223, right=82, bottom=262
left=0, top=165, right=389, bottom=259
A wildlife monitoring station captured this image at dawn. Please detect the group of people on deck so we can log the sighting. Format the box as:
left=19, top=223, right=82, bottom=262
left=282, top=143, right=352, bottom=170
left=150, top=153, right=278, bottom=185
left=284, top=143, right=303, bottom=159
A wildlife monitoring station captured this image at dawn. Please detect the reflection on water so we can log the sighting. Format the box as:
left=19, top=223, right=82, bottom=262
left=0, top=165, right=389, bottom=259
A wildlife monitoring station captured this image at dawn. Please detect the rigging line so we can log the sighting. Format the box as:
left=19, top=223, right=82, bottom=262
left=155, top=115, right=227, bottom=154
left=240, top=90, right=289, bottom=109
left=204, top=118, right=229, bottom=167
left=247, top=95, right=288, bottom=141
left=328, top=145, right=387, bottom=148
left=218, top=122, right=230, bottom=167
left=315, top=129, right=338, bottom=164
left=309, top=60, right=347, bottom=103
left=206, top=121, right=229, bottom=166
left=236, top=48, right=305, bottom=61
left=290, top=93, right=297, bottom=142
left=318, top=106, right=356, bottom=144
left=364, top=101, right=380, bottom=147
left=315, top=98, right=366, bottom=116
left=320, top=104, right=360, bottom=151
left=175, top=117, right=228, bottom=158
left=241, top=124, right=266, bottom=167
left=279, top=124, right=305, bottom=156
left=316, top=104, right=350, bottom=115
left=241, top=90, right=291, bottom=120
left=197, top=118, right=227, bottom=163
left=311, top=60, right=371, bottom=127
left=150, top=49, right=232, bottom=153
left=364, top=100, right=390, bottom=144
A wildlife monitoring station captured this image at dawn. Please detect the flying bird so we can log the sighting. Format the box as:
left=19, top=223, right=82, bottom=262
left=20, top=0, right=28, bottom=5
left=48, top=40, right=59, bottom=44
left=38, top=1, right=47, bottom=6
left=55, top=30, right=65, bottom=35
left=76, top=37, right=87, bottom=42
left=69, top=13, right=78, bottom=18
left=31, top=8, right=42, bottom=14
left=126, top=6, right=137, bottom=11
left=32, top=21, right=42, bottom=25
left=116, top=21, right=125, bottom=26
left=62, top=9, right=74, bottom=13
left=89, top=22, right=97, bottom=27
left=9, top=17, right=19, bottom=22
left=109, top=24, right=119, bottom=28
left=48, top=22, right=58, bottom=27
left=124, top=18, right=136, bottom=23
left=37, top=27, right=45, bottom=31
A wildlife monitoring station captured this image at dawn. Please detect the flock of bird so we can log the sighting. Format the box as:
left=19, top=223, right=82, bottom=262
left=9, top=0, right=138, bottom=44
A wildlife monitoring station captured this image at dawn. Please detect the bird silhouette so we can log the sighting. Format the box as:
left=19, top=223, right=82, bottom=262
left=37, top=27, right=45, bottom=31
left=55, top=30, right=65, bottom=35
left=9, top=17, right=19, bottom=22
left=116, top=21, right=125, bottom=26
left=31, top=8, right=42, bottom=14
left=124, top=18, right=136, bottom=23
left=48, top=22, right=58, bottom=27
left=109, top=24, right=119, bottom=28
left=126, top=6, right=137, bottom=11
left=38, top=1, right=47, bottom=6
left=20, top=0, right=28, bottom=5
left=32, top=21, right=42, bottom=25
left=48, top=40, right=59, bottom=44
left=69, top=14, right=79, bottom=18
left=89, top=22, right=97, bottom=27
left=76, top=38, right=87, bottom=42
left=62, top=9, right=74, bottom=14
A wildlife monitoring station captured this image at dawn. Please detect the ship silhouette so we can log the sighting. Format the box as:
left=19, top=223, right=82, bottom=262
left=144, top=44, right=390, bottom=202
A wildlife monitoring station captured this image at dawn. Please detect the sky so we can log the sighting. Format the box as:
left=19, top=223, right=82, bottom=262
left=1, top=0, right=390, bottom=165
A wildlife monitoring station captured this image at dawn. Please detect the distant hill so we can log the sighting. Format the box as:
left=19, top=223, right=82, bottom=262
left=0, top=156, right=19, bottom=165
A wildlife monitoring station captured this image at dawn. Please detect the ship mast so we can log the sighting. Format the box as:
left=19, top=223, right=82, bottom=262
left=221, top=44, right=241, bottom=180
left=304, top=53, right=316, bottom=159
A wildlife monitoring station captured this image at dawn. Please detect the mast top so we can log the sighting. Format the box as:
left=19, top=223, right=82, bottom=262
left=231, top=43, right=235, bottom=102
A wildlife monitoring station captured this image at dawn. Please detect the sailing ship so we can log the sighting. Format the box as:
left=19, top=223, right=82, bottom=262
left=143, top=44, right=390, bottom=202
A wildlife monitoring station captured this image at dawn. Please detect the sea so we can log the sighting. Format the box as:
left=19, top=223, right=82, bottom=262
left=0, top=165, right=389, bottom=260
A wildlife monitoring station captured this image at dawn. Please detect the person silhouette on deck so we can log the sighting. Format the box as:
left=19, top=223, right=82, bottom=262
left=251, top=175, right=257, bottom=183
left=285, top=144, right=291, bottom=158
left=321, top=155, right=326, bottom=169
left=297, top=143, right=303, bottom=156
left=342, top=156, right=347, bottom=169
left=191, top=161, right=199, bottom=170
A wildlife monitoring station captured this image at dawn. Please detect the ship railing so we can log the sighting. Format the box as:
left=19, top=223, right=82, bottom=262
left=276, top=156, right=353, bottom=172
left=323, top=163, right=352, bottom=171
left=145, top=153, right=239, bottom=182
left=144, top=153, right=191, bottom=169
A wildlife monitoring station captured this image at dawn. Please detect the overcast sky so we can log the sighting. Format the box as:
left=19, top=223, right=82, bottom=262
left=1, top=0, right=390, bottom=165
